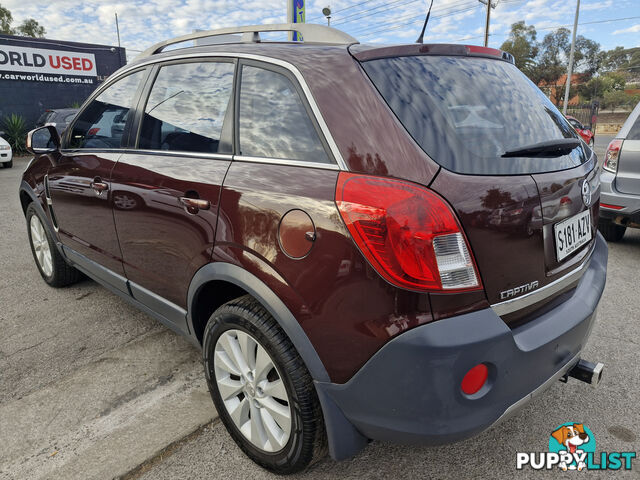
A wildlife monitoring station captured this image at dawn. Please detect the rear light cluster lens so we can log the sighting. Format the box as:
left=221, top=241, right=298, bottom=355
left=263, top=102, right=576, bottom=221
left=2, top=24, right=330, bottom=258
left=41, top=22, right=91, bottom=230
left=335, top=173, right=481, bottom=292
left=603, top=139, right=623, bottom=173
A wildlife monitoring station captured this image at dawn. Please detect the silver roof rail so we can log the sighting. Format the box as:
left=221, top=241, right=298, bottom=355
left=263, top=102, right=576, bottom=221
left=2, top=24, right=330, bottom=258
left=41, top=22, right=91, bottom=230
left=137, top=23, right=358, bottom=59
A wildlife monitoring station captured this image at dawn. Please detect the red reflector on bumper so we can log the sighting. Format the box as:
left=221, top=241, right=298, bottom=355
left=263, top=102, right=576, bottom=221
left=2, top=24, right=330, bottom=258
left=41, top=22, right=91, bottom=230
left=461, top=364, right=488, bottom=395
left=600, top=203, right=624, bottom=210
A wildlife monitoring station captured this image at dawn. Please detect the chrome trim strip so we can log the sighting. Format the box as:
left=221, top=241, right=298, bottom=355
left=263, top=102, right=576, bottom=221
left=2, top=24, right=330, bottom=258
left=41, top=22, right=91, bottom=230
left=490, top=244, right=595, bottom=316
left=118, top=149, right=234, bottom=161
left=234, top=155, right=340, bottom=170
left=494, top=352, right=580, bottom=426
left=81, top=52, right=348, bottom=171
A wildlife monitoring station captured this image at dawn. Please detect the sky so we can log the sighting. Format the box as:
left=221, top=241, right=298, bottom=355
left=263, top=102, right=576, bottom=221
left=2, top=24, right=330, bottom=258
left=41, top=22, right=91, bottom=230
left=1, top=0, right=639, bottom=59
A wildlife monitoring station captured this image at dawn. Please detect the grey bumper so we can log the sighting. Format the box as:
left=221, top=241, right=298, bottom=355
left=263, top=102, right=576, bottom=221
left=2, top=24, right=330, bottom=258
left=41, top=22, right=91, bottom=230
left=316, top=233, right=607, bottom=458
left=600, top=169, right=640, bottom=222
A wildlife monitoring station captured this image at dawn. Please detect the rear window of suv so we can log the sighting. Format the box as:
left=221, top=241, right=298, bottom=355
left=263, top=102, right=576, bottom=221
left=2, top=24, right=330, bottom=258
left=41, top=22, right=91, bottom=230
left=362, top=55, right=589, bottom=175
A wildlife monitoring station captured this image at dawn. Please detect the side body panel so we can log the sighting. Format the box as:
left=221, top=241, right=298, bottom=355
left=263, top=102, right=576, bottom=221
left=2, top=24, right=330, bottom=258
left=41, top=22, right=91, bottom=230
left=111, top=153, right=230, bottom=309
left=214, top=162, right=434, bottom=383
left=47, top=151, right=125, bottom=277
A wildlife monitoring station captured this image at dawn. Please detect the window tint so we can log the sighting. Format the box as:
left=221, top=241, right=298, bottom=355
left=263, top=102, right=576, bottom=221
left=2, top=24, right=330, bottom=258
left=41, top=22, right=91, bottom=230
left=69, top=70, right=144, bottom=149
left=362, top=56, right=588, bottom=175
left=628, top=116, right=640, bottom=140
left=139, top=62, right=235, bottom=153
left=238, top=65, right=329, bottom=163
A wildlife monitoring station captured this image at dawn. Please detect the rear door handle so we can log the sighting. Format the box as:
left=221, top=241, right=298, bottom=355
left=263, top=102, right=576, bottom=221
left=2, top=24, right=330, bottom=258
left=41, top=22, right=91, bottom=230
left=91, top=178, right=109, bottom=195
left=179, top=196, right=210, bottom=213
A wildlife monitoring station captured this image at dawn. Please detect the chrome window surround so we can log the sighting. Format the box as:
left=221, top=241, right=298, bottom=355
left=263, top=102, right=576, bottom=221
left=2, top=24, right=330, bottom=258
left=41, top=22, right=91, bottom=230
left=490, top=242, right=595, bottom=316
left=62, top=52, right=348, bottom=172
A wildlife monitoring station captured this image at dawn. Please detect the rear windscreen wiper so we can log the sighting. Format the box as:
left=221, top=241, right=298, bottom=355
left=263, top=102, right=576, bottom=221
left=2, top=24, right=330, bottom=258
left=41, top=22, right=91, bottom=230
left=501, top=138, right=580, bottom=158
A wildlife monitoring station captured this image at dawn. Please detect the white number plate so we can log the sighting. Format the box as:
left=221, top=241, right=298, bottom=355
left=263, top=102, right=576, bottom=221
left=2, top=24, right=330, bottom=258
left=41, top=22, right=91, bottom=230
left=554, top=210, right=592, bottom=262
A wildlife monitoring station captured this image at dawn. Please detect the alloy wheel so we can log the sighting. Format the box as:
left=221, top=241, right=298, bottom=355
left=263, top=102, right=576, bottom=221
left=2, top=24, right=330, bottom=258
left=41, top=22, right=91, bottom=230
left=30, top=215, right=53, bottom=277
left=213, top=329, right=292, bottom=452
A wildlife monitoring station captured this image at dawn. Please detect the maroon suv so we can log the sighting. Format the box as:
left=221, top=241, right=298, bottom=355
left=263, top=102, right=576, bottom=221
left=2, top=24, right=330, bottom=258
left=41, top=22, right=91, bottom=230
left=20, top=24, right=607, bottom=474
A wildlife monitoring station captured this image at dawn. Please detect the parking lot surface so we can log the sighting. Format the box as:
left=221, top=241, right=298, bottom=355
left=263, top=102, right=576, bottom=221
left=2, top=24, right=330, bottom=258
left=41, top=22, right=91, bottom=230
left=1, top=135, right=638, bottom=479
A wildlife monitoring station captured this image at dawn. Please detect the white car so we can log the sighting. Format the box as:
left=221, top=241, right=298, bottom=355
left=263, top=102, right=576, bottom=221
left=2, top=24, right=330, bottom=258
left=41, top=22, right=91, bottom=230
left=0, top=135, right=12, bottom=168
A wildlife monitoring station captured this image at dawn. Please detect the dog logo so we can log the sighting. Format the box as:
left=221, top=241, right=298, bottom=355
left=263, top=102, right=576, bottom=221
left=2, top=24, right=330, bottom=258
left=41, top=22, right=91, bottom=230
left=549, top=423, right=596, bottom=471
left=517, top=423, right=636, bottom=471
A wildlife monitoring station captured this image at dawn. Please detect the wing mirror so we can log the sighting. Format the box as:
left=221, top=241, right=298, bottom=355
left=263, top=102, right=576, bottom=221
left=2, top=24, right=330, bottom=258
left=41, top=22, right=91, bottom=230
left=26, top=125, right=61, bottom=155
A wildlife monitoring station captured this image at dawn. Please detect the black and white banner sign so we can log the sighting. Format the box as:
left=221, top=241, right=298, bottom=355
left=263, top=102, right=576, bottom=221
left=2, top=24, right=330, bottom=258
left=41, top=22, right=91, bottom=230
left=0, top=45, right=97, bottom=78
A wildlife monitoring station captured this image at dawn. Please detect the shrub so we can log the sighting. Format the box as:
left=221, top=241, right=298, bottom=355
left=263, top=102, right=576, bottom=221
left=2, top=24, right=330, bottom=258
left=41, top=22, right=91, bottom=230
left=2, top=113, right=27, bottom=154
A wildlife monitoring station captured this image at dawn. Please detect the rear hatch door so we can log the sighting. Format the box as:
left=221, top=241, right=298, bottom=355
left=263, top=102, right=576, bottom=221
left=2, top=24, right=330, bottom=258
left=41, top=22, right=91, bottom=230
left=357, top=47, right=597, bottom=323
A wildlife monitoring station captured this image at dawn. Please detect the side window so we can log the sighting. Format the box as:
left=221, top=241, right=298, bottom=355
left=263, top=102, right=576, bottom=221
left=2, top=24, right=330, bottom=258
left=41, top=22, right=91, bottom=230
left=628, top=116, right=640, bottom=141
left=68, top=70, right=144, bottom=149
left=238, top=65, right=329, bottom=163
left=139, top=61, right=235, bottom=154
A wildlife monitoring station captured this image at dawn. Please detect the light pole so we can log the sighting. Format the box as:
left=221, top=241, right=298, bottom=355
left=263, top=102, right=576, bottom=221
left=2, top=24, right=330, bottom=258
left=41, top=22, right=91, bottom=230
left=322, top=7, right=331, bottom=26
left=562, top=0, right=580, bottom=115
left=478, top=0, right=497, bottom=47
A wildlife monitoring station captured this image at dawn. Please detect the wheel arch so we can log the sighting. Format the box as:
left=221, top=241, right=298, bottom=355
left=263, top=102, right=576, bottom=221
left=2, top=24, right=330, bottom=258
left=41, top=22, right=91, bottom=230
left=187, top=262, right=368, bottom=460
left=187, top=262, right=330, bottom=383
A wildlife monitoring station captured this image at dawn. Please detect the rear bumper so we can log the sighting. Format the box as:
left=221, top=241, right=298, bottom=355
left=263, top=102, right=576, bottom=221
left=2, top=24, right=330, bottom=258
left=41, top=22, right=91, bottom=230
left=600, top=170, right=640, bottom=223
left=316, top=233, right=607, bottom=452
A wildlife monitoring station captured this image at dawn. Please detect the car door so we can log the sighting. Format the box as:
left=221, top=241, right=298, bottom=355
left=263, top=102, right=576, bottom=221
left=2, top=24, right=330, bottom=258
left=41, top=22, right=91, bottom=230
left=110, top=60, right=235, bottom=328
left=47, top=69, right=148, bottom=291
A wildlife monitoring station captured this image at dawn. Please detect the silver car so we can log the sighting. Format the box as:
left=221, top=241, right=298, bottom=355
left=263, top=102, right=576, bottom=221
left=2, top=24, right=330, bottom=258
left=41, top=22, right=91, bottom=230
left=599, top=101, right=640, bottom=241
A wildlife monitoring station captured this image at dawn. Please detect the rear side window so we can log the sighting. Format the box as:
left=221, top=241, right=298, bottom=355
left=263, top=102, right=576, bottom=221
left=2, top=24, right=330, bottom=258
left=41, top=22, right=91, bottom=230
left=238, top=65, right=329, bottom=163
left=139, top=61, right=235, bottom=153
left=628, top=116, right=640, bottom=140
left=362, top=56, right=588, bottom=175
left=69, top=70, right=144, bottom=149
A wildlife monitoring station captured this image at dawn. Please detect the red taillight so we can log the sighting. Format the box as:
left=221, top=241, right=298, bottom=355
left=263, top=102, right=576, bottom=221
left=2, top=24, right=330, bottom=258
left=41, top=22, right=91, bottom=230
left=466, top=45, right=502, bottom=57
left=560, top=196, right=572, bottom=206
left=335, top=173, right=482, bottom=292
left=461, top=363, right=489, bottom=395
left=603, top=139, right=623, bottom=173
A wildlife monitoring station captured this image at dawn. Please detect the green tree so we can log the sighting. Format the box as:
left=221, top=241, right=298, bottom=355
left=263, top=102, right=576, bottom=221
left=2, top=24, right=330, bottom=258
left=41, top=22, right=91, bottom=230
left=0, top=4, right=46, bottom=37
left=602, top=91, right=640, bottom=110
left=577, top=71, right=627, bottom=103
left=602, top=46, right=630, bottom=71
left=0, top=4, right=13, bottom=34
left=500, top=21, right=539, bottom=77
left=574, top=36, right=602, bottom=78
left=16, top=18, right=45, bottom=38
left=533, top=28, right=571, bottom=103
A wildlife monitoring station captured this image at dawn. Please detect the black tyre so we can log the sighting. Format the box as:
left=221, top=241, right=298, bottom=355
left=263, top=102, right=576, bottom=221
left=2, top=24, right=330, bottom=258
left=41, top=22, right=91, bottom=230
left=26, top=203, right=81, bottom=287
left=203, top=295, right=326, bottom=474
left=3, top=160, right=12, bottom=168
left=598, top=220, right=626, bottom=242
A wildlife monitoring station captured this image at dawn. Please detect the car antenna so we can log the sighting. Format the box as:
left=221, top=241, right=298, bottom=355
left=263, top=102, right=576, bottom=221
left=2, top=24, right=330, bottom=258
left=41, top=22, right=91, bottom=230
left=416, top=0, right=435, bottom=43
